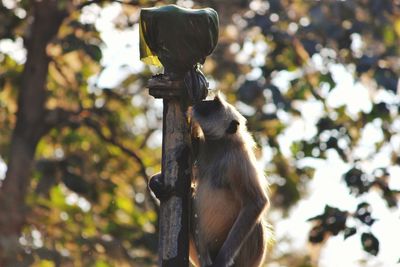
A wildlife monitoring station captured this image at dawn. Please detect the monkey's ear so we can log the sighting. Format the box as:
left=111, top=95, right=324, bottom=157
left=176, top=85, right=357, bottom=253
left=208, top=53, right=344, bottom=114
left=226, top=120, right=239, bottom=134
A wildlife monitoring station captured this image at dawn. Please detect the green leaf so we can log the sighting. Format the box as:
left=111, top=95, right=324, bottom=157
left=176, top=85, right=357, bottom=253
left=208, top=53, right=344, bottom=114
left=49, top=186, right=66, bottom=208
left=84, top=44, right=102, bottom=62
left=344, top=227, right=356, bottom=240
left=62, top=171, right=90, bottom=194
left=38, top=260, right=55, bottom=267
left=361, top=232, right=379, bottom=256
left=95, top=260, right=111, bottom=267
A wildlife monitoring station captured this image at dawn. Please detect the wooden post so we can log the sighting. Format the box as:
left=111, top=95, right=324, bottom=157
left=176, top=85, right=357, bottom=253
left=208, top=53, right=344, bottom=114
left=148, top=80, right=192, bottom=267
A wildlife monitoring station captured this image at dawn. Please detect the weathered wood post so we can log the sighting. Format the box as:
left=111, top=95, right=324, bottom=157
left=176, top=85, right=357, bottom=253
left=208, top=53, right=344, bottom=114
left=149, top=80, right=192, bottom=266
left=139, top=5, right=219, bottom=267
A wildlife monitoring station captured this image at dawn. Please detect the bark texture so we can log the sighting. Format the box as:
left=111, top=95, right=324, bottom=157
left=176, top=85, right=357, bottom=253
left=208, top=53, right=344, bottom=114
left=157, top=98, right=192, bottom=267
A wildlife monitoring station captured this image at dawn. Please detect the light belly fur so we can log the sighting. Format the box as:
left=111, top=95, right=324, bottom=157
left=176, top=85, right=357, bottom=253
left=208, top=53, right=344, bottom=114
left=195, top=181, right=240, bottom=249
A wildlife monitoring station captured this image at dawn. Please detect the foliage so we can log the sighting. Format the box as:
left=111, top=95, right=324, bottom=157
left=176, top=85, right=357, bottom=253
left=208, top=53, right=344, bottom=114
left=0, top=0, right=399, bottom=266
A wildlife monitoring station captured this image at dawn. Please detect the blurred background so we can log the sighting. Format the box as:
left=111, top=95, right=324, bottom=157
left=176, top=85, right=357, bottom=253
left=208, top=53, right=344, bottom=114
left=1, top=0, right=400, bottom=266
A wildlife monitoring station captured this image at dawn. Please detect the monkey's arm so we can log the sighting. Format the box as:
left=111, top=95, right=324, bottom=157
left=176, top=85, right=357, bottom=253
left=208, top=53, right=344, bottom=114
left=211, top=167, right=269, bottom=267
left=149, top=120, right=201, bottom=200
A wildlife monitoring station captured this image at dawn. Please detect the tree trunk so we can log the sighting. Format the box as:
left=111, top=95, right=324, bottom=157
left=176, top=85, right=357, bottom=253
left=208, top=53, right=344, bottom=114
left=0, top=1, right=65, bottom=264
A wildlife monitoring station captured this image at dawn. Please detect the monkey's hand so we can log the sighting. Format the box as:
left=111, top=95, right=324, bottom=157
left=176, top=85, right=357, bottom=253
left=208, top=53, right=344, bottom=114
left=148, top=172, right=175, bottom=201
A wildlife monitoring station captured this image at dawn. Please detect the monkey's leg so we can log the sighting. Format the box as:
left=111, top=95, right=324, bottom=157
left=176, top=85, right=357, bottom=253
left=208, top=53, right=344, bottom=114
left=148, top=172, right=175, bottom=201
left=232, top=223, right=266, bottom=267
left=191, top=196, right=213, bottom=267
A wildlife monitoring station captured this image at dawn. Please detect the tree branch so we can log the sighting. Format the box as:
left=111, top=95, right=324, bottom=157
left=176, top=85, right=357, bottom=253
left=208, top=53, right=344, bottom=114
left=42, top=107, right=160, bottom=209
left=0, top=1, right=67, bottom=263
left=42, top=105, right=160, bottom=210
left=83, top=117, right=159, bottom=209
left=43, top=108, right=83, bottom=133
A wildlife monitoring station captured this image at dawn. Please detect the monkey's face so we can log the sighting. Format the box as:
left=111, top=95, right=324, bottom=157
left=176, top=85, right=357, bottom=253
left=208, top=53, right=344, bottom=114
left=192, top=95, right=243, bottom=140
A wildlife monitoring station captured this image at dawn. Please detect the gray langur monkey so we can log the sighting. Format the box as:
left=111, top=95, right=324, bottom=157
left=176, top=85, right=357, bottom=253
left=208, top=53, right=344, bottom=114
left=189, top=94, right=270, bottom=267
left=149, top=94, right=270, bottom=267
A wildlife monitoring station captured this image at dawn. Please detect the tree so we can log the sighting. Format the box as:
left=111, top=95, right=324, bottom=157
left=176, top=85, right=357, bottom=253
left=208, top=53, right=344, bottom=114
left=0, top=0, right=399, bottom=266
left=1, top=0, right=159, bottom=265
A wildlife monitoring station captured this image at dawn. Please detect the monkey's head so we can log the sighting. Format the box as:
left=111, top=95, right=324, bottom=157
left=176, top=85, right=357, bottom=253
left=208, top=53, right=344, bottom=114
left=192, top=94, right=246, bottom=140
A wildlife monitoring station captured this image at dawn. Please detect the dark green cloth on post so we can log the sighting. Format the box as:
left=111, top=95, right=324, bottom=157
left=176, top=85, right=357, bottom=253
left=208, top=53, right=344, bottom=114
left=139, top=5, right=219, bottom=75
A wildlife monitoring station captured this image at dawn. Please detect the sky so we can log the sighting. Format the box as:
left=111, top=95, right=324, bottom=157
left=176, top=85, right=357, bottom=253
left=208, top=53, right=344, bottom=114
left=0, top=2, right=399, bottom=266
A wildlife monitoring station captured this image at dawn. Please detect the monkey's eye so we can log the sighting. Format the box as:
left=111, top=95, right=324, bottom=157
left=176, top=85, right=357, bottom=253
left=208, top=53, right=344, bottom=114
left=226, top=120, right=239, bottom=134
